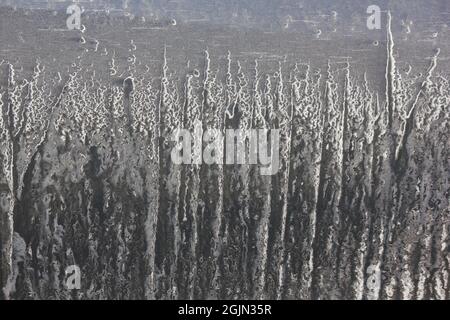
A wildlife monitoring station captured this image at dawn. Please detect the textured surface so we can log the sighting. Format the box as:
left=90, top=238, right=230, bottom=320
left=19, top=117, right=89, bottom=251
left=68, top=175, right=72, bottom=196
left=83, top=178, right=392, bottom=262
left=0, top=0, right=449, bottom=300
